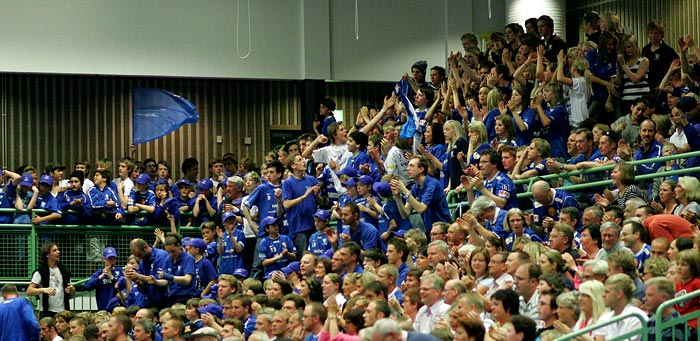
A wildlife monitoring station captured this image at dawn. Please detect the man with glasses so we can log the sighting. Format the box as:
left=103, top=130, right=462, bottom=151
left=429, top=222, right=448, bottom=242
left=414, top=274, right=450, bottom=334
left=549, top=224, right=580, bottom=260
left=467, top=149, right=518, bottom=211
left=514, top=263, right=541, bottom=320
left=302, top=302, right=326, bottom=341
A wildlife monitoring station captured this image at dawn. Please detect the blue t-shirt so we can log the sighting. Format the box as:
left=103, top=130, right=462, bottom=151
left=139, top=248, right=170, bottom=305
left=308, top=230, right=332, bottom=256
left=481, top=171, right=518, bottom=210
left=258, top=235, right=297, bottom=275
left=194, top=195, right=218, bottom=226
left=218, top=228, right=246, bottom=275
left=128, top=189, right=157, bottom=225
left=540, top=104, right=569, bottom=159
left=587, top=49, right=618, bottom=101
left=193, top=257, right=218, bottom=297
left=411, top=176, right=451, bottom=229
left=164, top=250, right=197, bottom=298
left=35, top=192, right=62, bottom=223
left=84, top=266, right=124, bottom=311
left=532, top=189, right=579, bottom=227
left=505, top=229, right=543, bottom=251
left=282, top=175, right=319, bottom=235
left=354, top=195, right=379, bottom=227
left=634, top=140, right=664, bottom=176
left=245, top=182, right=282, bottom=237
left=484, top=208, right=508, bottom=239
left=515, top=108, right=538, bottom=147
left=340, top=221, right=379, bottom=250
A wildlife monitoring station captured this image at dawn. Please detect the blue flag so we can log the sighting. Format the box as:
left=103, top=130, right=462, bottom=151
left=132, top=87, right=199, bottom=145
left=394, top=80, right=420, bottom=140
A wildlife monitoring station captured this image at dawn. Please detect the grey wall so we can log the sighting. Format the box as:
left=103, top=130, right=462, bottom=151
left=0, top=0, right=505, bottom=82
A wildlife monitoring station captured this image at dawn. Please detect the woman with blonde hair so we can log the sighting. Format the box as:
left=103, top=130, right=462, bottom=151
left=444, top=119, right=470, bottom=191
left=556, top=51, right=591, bottom=128
left=466, top=121, right=491, bottom=166
left=676, top=176, right=700, bottom=219
left=616, top=34, right=650, bottom=110
left=575, top=280, right=607, bottom=331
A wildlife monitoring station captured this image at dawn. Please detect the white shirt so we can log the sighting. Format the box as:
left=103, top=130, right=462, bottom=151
left=485, top=273, right=514, bottom=299
left=312, top=144, right=350, bottom=169
left=384, top=146, right=410, bottom=184
left=593, top=304, right=648, bottom=341
left=413, top=299, right=450, bottom=334
left=30, top=266, right=65, bottom=313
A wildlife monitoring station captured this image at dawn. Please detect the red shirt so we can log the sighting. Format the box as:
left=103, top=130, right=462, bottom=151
left=676, top=277, right=700, bottom=329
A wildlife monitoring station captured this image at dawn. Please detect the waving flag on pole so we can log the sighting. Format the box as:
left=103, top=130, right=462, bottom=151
left=394, top=79, right=421, bottom=141
left=132, top=87, right=199, bottom=145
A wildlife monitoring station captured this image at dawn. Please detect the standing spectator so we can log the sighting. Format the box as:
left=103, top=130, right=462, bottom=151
left=31, top=175, right=63, bottom=224
left=27, top=242, right=75, bottom=317
left=0, top=284, right=40, bottom=340
left=587, top=31, right=621, bottom=124
left=538, top=15, right=566, bottom=63
left=127, top=238, right=170, bottom=309
left=57, top=171, right=91, bottom=224
left=314, top=98, right=337, bottom=139
left=617, top=35, right=650, bottom=110
left=217, top=211, right=245, bottom=275
left=84, top=247, right=123, bottom=312
left=88, top=169, right=124, bottom=225
left=282, top=155, right=321, bottom=256
left=642, top=20, right=679, bottom=91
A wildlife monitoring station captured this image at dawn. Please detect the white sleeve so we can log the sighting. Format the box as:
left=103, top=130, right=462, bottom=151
left=31, top=271, right=42, bottom=286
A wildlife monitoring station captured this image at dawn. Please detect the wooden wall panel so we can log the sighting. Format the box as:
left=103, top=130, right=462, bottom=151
left=568, top=0, right=700, bottom=48
left=0, top=74, right=302, bottom=180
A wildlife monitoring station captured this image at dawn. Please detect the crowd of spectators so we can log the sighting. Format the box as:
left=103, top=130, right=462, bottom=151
left=2, top=11, right=700, bottom=341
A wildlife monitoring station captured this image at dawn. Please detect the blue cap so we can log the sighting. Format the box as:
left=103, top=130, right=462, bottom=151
left=182, top=237, right=192, bottom=246
left=163, top=197, right=181, bottom=216
left=197, top=304, right=223, bottom=319
left=103, top=247, right=117, bottom=258
left=233, top=268, right=248, bottom=278
left=221, top=211, right=237, bottom=222
left=358, top=175, right=374, bottom=185
left=39, top=174, right=53, bottom=186
left=336, top=167, right=358, bottom=178
left=198, top=178, right=214, bottom=190
left=154, top=178, right=169, bottom=185
left=393, top=230, right=408, bottom=237
left=134, top=173, right=151, bottom=185
left=190, top=238, right=207, bottom=252
left=313, top=209, right=330, bottom=221
left=342, top=178, right=357, bottom=187
left=261, top=216, right=281, bottom=230
left=372, top=181, right=392, bottom=197
left=20, top=173, right=34, bottom=187
left=282, top=261, right=301, bottom=276
left=177, top=179, right=193, bottom=187
left=320, top=248, right=334, bottom=259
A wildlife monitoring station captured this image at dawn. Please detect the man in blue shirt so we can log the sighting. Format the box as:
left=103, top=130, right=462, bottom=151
left=127, top=238, right=170, bottom=309
left=391, top=156, right=450, bottom=230
left=634, top=119, right=663, bottom=189
left=467, top=149, right=518, bottom=211
left=0, top=284, right=40, bottom=341
left=338, top=202, right=379, bottom=251
left=127, top=173, right=157, bottom=226
left=218, top=211, right=245, bottom=275
left=531, top=180, right=579, bottom=232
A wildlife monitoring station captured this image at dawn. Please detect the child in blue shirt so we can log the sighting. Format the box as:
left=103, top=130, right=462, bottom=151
left=32, top=175, right=62, bottom=224
left=308, top=209, right=333, bottom=256
left=258, top=216, right=297, bottom=276
left=217, top=211, right=245, bottom=275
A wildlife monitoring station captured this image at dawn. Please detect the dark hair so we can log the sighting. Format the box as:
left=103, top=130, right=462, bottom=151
left=481, top=148, right=504, bottom=172
left=340, top=242, right=362, bottom=263
left=372, top=299, right=391, bottom=318
left=305, top=277, right=324, bottom=303
left=428, top=123, right=445, bottom=145
left=343, top=309, right=365, bottom=330
left=273, top=278, right=294, bottom=296
left=364, top=282, right=388, bottom=300
left=164, top=233, right=182, bottom=247
left=95, top=169, right=111, bottom=183
left=581, top=223, right=603, bottom=248
left=266, top=160, right=285, bottom=175
left=181, top=157, right=199, bottom=174
left=69, top=171, right=84, bottom=184
left=505, top=23, right=525, bottom=35
left=349, top=131, right=368, bottom=151
left=282, top=293, right=306, bottom=310
left=388, top=238, right=409, bottom=263
left=676, top=237, right=694, bottom=252
left=537, top=15, right=554, bottom=30
left=491, top=289, right=519, bottom=315
left=509, top=315, right=537, bottom=341
left=40, top=242, right=57, bottom=264
left=538, top=273, right=565, bottom=294
left=321, top=97, right=336, bottom=111
left=583, top=12, right=601, bottom=28
left=363, top=248, right=384, bottom=263
left=430, top=66, right=446, bottom=78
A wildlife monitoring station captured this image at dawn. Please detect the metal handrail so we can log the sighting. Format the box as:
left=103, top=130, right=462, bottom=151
left=553, top=311, right=648, bottom=341
left=654, top=289, right=700, bottom=341
left=445, top=150, right=700, bottom=203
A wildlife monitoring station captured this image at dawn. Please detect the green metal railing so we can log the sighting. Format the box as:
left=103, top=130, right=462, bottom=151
left=553, top=311, right=648, bottom=341
left=0, top=208, right=201, bottom=285
left=654, top=289, right=700, bottom=341
left=446, top=150, right=700, bottom=206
